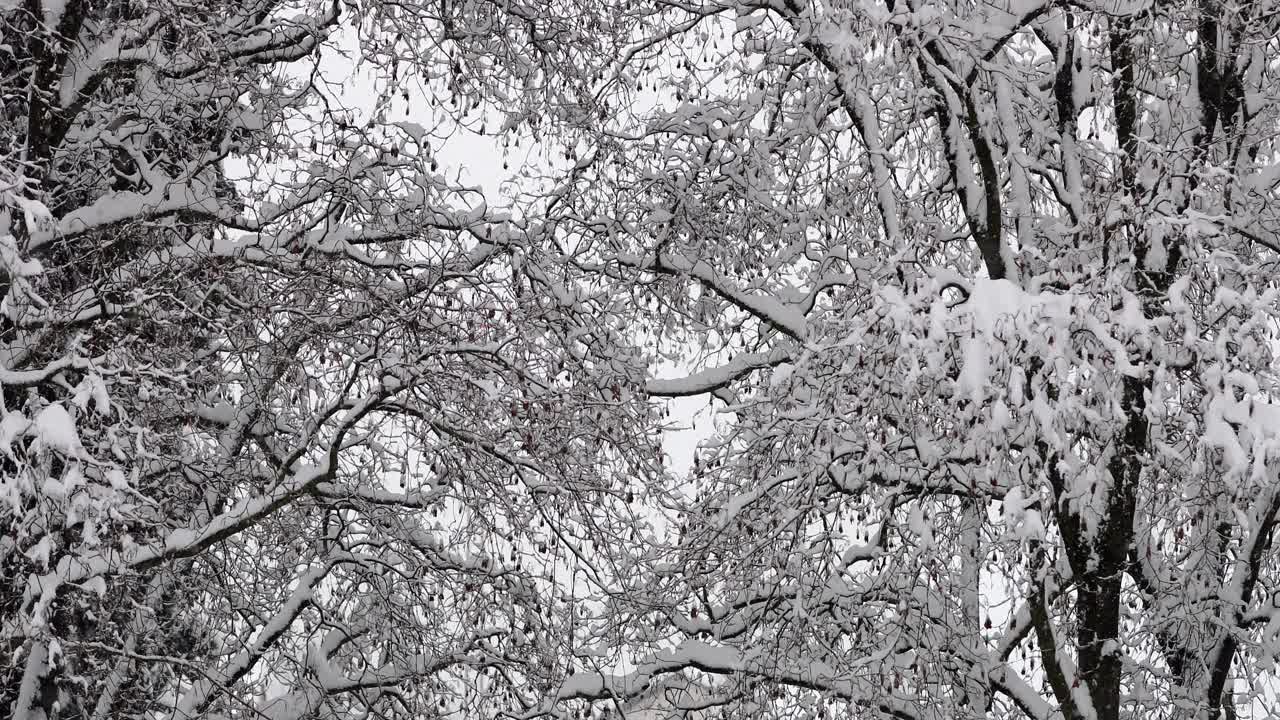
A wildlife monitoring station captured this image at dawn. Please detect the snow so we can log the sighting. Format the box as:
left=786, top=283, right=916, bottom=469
left=907, top=504, right=935, bottom=548
left=990, top=664, right=1053, bottom=720
left=12, top=640, right=50, bottom=720
left=769, top=362, right=793, bottom=388
left=55, top=179, right=223, bottom=245
left=41, top=474, right=67, bottom=501
left=556, top=673, right=607, bottom=699
left=1002, top=487, right=1026, bottom=524
left=33, top=403, right=84, bottom=458
left=80, top=576, right=107, bottom=597
left=175, top=563, right=328, bottom=715
left=25, top=457, right=333, bottom=627
left=1248, top=160, right=1280, bottom=195
left=0, top=410, right=30, bottom=456
left=957, top=334, right=990, bottom=405
left=1018, top=510, right=1046, bottom=541
left=647, top=207, right=673, bottom=224
left=1203, top=394, right=1248, bottom=476
left=13, top=197, right=55, bottom=249
left=660, top=253, right=809, bottom=340
left=556, top=639, right=746, bottom=703
left=0, top=232, right=43, bottom=276
left=72, top=374, right=111, bottom=415
left=734, top=11, right=766, bottom=33
left=967, top=278, right=1032, bottom=333
left=25, top=534, right=53, bottom=568
left=470, top=377, right=501, bottom=399
left=59, top=30, right=124, bottom=109
left=990, top=397, right=1012, bottom=431
left=954, top=279, right=1028, bottom=404
left=1002, top=486, right=1045, bottom=542
left=233, top=102, right=267, bottom=132
left=647, top=351, right=787, bottom=397
left=1200, top=367, right=1280, bottom=483
left=41, top=0, right=67, bottom=29
left=259, top=690, right=319, bottom=720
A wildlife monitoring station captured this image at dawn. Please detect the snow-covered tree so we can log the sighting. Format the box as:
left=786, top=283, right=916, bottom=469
left=0, top=1, right=663, bottom=718
left=500, top=2, right=1280, bottom=720
left=9, top=1, right=1280, bottom=719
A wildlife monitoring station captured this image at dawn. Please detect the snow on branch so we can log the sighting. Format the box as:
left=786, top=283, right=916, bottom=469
left=646, top=349, right=791, bottom=397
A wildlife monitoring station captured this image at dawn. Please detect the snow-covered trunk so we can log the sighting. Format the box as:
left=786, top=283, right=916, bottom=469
left=12, top=637, right=50, bottom=720
left=87, top=631, right=138, bottom=720
left=959, top=495, right=988, bottom=718
left=1062, top=17, right=1146, bottom=720
left=1076, top=370, right=1145, bottom=720
left=18, top=0, right=86, bottom=189
left=1074, top=572, right=1125, bottom=720
left=86, top=576, right=167, bottom=720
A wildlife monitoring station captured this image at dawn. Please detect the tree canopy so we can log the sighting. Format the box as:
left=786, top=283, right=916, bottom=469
left=3, top=1, right=1280, bottom=720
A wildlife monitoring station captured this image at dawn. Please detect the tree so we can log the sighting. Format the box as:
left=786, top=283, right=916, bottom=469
left=501, top=1, right=1280, bottom=720
left=1, top=1, right=662, bottom=718
left=10, top=1, right=1280, bottom=719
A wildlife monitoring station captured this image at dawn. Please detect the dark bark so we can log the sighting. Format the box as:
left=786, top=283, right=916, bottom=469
left=22, top=0, right=89, bottom=185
